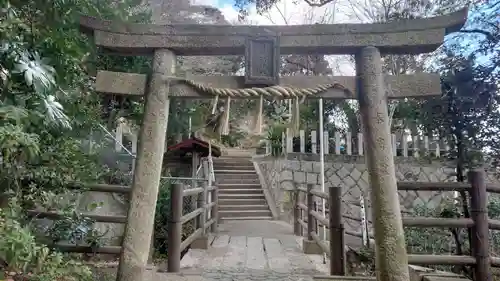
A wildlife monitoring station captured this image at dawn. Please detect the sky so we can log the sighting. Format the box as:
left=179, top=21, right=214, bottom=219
left=188, top=0, right=499, bottom=76
left=191, top=0, right=357, bottom=25
left=190, top=0, right=359, bottom=75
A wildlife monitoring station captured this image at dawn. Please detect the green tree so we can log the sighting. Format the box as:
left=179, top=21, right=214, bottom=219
left=0, top=0, right=154, bottom=278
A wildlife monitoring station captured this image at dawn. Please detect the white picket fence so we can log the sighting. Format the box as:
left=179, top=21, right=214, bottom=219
left=266, top=129, right=452, bottom=157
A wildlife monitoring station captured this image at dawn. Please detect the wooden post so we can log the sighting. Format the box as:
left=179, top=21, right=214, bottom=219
left=202, top=160, right=211, bottom=222
left=323, top=131, right=329, bottom=154
left=311, top=130, right=317, bottom=154
left=434, top=136, right=440, bottom=158
left=211, top=182, right=219, bottom=232
left=198, top=181, right=208, bottom=235
left=402, top=133, right=409, bottom=157
left=281, top=132, right=286, bottom=155
left=334, top=132, right=341, bottom=155
left=131, top=135, right=137, bottom=173
left=306, top=184, right=314, bottom=240
left=391, top=134, right=397, bottom=156
left=356, top=47, right=410, bottom=281
left=293, top=187, right=301, bottom=236
left=115, top=121, right=123, bottom=152
left=346, top=132, right=352, bottom=155
left=303, top=183, right=322, bottom=254
left=300, top=130, right=305, bottom=153
left=413, top=135, right=419, bottom=157
left=286, top=128, right=293, bottom=153
left=313, top=201, right=318, bottom=234
left=423, top=136, right=429, bottom=154
left=192, top=152, right=199, bottom=228
left=468, top=169, right=491, bottom=281
left=168, top=183, right=183, bottom=272
left=116, top=49, right=174, bottom=281
left=357, top=132, right=363, bottom=156
left=329, top=186, right=345, bottom=276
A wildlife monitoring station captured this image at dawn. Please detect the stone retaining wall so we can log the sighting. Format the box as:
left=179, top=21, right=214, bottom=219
left=253, top=153, right=458, bottom=238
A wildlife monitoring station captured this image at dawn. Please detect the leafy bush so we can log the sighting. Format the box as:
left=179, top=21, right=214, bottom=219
left=266, top=123, right=287, bottom=156
left=0, top=200, right=94, bottom=281
left=403, top=196, right=500, bottom=274
left=154, top=181, right=172, bottom=257
left=153, top=180, right=196, bottom=259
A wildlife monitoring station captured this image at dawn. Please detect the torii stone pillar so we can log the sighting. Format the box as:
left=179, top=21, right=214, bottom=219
left=116, top=49, right=175, bottom=281
left=356, top=46, right=410, bottom=281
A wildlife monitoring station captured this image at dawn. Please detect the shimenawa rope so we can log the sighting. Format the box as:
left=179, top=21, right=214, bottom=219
left=163, top=75, right=349, bottom=98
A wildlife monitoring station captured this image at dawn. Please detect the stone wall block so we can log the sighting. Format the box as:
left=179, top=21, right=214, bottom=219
left=325, top=166, right=335, bottom=178
left=313, top=162, right=322, bottom=173
left=357, top=177, right=369, bottom=194
left=361, top=170, right=370, bottom=185
left=293, top=171, right=306, bottom=183
left=284, top=160, right=300, bottom=171
left=346, top=186, right=362, bottom=202
left=343, top=175, right=357, bottom=189
left=306, top=172, right=318, bottom=184
left=282, top=170, right=293, bottom=181
left=302, top=161, right=314, bottom=173
left=336, top=166, right=350, bottom=179
left=327, top=173, right=342, bottom=188
left=350, top=167, right=362, bottom=181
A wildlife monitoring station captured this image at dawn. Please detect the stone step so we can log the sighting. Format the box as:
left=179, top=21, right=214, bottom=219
left=218, top=198, right=268, bottom=205
left=213, top=163, right=255, bottom=170
left=219, top=204, right=269, bottom=211
left=215, top=173, right=259, bottom=180
left=216, top=178, right=260, bottom=184
left=213, top=157, right=252, bottom=164
left=213, top=156, right=252, bottom=161
left=221, top=148, right=255, bottom=157
left=219, top=209, right=272, bottom=218
left=219, top=193, right=265, bottom=200
left=214, top=169, right=256, bottom=174
left=217, top=183, right=261, bottom=189
left=219, top=188, right=263, bottom=195
left=220, top=216, right=273, bottom=221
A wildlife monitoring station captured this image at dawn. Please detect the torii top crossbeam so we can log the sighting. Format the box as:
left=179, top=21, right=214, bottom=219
left=80, top=9, right=467, bottom=56
left=81, top=9, right=467, bottom=101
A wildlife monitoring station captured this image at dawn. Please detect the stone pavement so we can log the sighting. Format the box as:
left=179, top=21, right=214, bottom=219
left=164, top=220, right=330, bottom=280
left=94, top=220, right=330, bottom=281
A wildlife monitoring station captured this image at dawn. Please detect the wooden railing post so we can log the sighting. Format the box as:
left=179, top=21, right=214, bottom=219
left=293, top=187, right=301, bottom=236
left=211, top=182, right=219, bottom=232
left=303, top=184, right=322, bottom=254
left=168, top=183, right=183, bottom=272
left=191, top=180, right=210, bottom=250
left=329, top=186, right=345, bottom=276
left=306, top=184, right=314, bottom=240
left=468, top=169, right=491, bottom=281
left=313, top=201, right=318, bottom=235
left=198, top=181, right=208, bottom=235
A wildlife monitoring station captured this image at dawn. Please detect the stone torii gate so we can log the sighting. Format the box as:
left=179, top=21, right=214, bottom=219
left=80, top=9, right=467, bottom=281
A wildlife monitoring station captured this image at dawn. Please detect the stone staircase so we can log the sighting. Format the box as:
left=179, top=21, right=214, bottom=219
left=213, top=149, right=272, bottom=221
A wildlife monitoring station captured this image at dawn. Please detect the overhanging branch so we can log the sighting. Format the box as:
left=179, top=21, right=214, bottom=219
left=458, top=29, right=497, bottom=42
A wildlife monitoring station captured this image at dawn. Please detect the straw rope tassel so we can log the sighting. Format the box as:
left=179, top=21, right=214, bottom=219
left=211, top=95, right=219, bottom=114
left=221, top=96, right=231, bottom=135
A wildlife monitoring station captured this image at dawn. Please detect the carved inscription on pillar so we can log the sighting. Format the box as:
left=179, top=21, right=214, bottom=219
left=244, top=36, right=280, bottom=86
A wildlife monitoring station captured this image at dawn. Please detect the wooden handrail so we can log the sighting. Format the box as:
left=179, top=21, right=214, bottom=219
left=166, top=181, right=218, bottom=272
left=26, top=178, right=219, bottom=274
left=293, top=172, right=497, bottom=273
